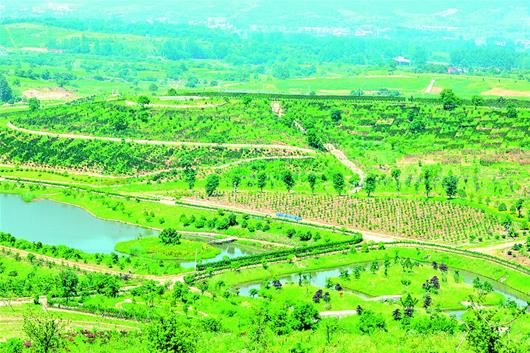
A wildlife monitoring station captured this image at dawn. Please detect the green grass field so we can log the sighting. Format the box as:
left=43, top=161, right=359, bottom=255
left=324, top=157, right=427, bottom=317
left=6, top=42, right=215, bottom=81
left=115, top=236, right=221, bottom=261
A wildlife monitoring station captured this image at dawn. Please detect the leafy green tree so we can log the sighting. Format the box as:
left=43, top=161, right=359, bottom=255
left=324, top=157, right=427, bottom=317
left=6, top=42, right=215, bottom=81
left=331, top=110, right=342, bottom=124
left=59, top=270, right=78, bottom=302
left=506, top=103, right=517, bottom=119
left=391, top=168, right=401, bottom=191
left=471, top=95, right=484, bottom=107
left=146, top=314, right=198, bottom=353
left=514, top=199, right=524, bottom=218
left=183, top=166, right=197, bottom=190
left=332, top=172, right=345, bottom=195
left=138, top=96, right=150, bottom=107
left=0, top=76, right=13, bottom=103
left=149, top=83, right=158, bottom=92
left=440, top=88, right=460, bottom=110
left=463, top=303, right=527, bottom=353
left=231, top=175, right=241, bottom=199
left=442, top=175, right=459, bottom=199
left=167, top=88, right=177, bottom=96
left=23, top=312, right=65, bottom=353
left=28, top=98, right=40, bottom=112
left=423, top=169, right=433, bottom=198
left=358, top=310, right=387, bottom=334
left=205, top=174, right=220, bottom=196
left=282, top=171, right=295, bottom=191
left=324, top=318, right=339, bottom=344
left=257, top=172, right=267, bottom=192
left=306, top=129, right=324, bottom=150
left=291, top=303, right=320, bottom=331
left=364, top=174, right=377, bottom=197
left=307, top=173, right=317, bottom=193
left=160, top=228, right=181, bottom=245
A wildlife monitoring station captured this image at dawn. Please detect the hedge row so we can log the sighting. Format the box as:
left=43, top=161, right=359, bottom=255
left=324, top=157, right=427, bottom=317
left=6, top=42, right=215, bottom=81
left=193, top=234, right=362, bottom=273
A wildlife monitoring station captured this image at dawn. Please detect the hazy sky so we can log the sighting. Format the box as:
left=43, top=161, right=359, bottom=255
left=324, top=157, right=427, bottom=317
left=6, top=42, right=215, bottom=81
left=0, top=1, right=527, bottom=40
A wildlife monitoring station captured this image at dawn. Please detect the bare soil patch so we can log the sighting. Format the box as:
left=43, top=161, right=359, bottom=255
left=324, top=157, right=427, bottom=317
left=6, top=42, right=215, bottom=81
left=23, top=87, right=74, bottom=100
left=481, top=88, right=530, bottom=97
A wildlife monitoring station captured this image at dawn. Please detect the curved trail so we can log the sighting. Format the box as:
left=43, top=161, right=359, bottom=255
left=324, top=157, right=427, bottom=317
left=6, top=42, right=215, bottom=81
left=6, top=122, right=316, bottom=154
left=270, top=101, right=366, bottom=192
left=323, top=143, right=366, bottom=192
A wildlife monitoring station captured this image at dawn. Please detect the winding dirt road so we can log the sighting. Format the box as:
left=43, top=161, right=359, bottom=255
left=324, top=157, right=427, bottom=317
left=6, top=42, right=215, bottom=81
left=6, top=122, right=316, bottom=154
left=270, top=102, right=366, bottom=192
left=323, top=143, right=366, bottom=192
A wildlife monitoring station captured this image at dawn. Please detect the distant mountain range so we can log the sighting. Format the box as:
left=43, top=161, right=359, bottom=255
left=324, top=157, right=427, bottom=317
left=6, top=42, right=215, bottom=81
left=1, top=0, right=528, bottom=42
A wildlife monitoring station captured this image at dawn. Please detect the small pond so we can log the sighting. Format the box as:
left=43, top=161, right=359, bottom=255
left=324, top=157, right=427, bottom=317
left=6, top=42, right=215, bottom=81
left=0, top=193, right=156, bottom=253
left=0, top=194, right=260, bottom=265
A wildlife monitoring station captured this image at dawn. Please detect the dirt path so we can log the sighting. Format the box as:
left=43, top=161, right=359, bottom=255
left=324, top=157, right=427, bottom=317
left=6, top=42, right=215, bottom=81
left=271, top=101, right=284, bottom=117
left=425, top=79, right=436, bottom=93
left=324, top=143, right=366, bottom=192
left=6, top=122, right=316, bottom=154
left=270, top=102, right=366, bottom=192
left=319, top=310, right=357, bottom=318
left=468, top=241, right=519, bottom=254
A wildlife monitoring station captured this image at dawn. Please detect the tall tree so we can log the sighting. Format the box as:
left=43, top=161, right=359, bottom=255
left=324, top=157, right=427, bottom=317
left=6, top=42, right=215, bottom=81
left=306, top=129, right=324, bottom=150
left=232, top=175, right=241, bottom=200
left=59, top=270, right=78, bottom=302
left=146, top=314, right=198, bottom=353
left=442, top=175, right=459, bottom=199
left=257, top=172, right=267, bottom=192
left=282, top=170, right=295, bottom=191
left=205, top=174, right=220, bottom=196
left=0, top=76, right=13, bottom=103
left=423, top=169, right=433, bottom=198
left=364, top=174, right=377, bottom=197
left=23, top=313, right=65, bottom=353
left=183, top=166, right=197, bottom=190
left=391, top=168, right=401, bottom=191
left=28, top=97, right=40, bottom=112
left=440, top=89, right=460, bottom=110
left=506, top=103, right=517, bottom=119
left=332, top=172, right=345, bottom=195
left=138, top=96, right=150, bottom=107
left=331, top=110, right=342, bottom=124
left=307, top=173, right=317, bottom=193
left=160, top=228, right=181, bottom=245
left=514, top=199, right=524, bottom=218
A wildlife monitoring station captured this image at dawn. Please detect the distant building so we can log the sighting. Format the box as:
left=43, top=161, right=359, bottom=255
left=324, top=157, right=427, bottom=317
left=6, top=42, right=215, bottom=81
left=447, top=66, right=465, bottom=74
left=393, top=56, right=411, bottom=65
